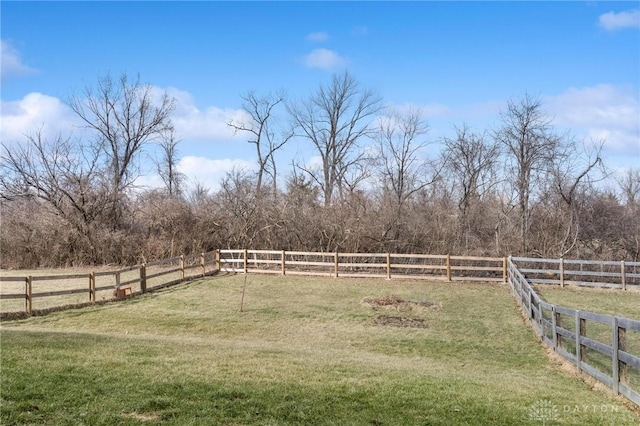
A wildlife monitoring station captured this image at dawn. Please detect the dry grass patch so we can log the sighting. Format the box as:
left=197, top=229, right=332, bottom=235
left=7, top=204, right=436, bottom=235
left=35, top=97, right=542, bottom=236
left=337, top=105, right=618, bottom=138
left=121, top=411, right=162, bottom=422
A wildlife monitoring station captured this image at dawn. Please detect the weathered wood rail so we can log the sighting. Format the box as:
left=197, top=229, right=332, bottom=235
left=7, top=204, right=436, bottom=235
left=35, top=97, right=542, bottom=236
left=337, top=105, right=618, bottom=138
left=508, top=256, right=640, bottom=407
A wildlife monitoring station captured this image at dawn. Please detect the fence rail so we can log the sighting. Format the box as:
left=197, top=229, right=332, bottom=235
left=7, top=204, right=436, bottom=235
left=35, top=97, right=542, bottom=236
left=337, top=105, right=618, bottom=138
left=507, top=257, right=640, bottom=407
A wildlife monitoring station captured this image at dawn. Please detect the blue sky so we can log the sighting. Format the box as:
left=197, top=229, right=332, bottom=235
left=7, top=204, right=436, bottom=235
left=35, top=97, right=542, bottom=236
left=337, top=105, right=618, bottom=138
left=2, top=1, right=639, bottom=191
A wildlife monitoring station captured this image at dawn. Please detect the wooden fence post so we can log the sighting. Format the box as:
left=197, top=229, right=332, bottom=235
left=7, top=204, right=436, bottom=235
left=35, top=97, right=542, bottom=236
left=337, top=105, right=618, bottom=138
left=386, top=253, right=391, bottom=280
left=215, top=249, right=221, bottom=271
left=281, top=250, right=286, bottom=275
left=612, top=317, right=620, bottom=395
left=25, top=276, right=32, bottom=315
left=553, top=307, right=561, bottom=350
left=502, top=257, right=507, bottom=284
left=620, top=260, right=626, bottom=291
left=200, top=252, right=205, bottom=277
left=579, top=317, right=587, bottom=363
left=140, top=264, right=147, bottom=293
left=115, top=271, right=121, bottom=297
left=559, top=257, right=564, bottom=288
left=575, top=311, right=587, bottom=372
left=180, top=255, right=185, bottom=280
left=618, top=324, right=628, bottom=385
left=575, top=311, right=582, bottom=372
left=526, top=286, right=532, bottom=320
left=334, top=251, right=339, bottom=278
left=446, top=254, right=451, bottom=282
left=529, top=292, right=536, bottom=322
left=89, top=272, right=95, bottom=303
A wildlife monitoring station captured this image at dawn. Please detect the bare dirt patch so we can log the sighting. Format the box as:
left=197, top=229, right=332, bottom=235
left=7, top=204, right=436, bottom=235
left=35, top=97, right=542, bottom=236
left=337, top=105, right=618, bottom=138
left=373, top=315, right=429, bottom=328
left=364, top=294, right=439, bottom=328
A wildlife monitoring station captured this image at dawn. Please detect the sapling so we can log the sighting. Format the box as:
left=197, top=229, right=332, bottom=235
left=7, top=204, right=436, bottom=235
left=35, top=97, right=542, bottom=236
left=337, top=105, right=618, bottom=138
left=240, top=272, right=248, bottom=312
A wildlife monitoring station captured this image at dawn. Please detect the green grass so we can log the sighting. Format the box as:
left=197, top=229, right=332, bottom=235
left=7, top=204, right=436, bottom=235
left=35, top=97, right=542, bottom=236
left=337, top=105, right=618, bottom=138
left=1, top=274, right=638, bottom=425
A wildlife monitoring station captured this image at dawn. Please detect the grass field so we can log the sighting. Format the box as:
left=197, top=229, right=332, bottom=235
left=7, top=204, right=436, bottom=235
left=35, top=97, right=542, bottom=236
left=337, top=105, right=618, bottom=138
left=1, top=274, right=639, bottom=425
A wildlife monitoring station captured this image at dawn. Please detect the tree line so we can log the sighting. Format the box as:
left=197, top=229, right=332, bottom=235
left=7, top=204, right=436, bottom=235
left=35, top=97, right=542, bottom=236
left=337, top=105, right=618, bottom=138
left=1, top=72, right=638, bottom=268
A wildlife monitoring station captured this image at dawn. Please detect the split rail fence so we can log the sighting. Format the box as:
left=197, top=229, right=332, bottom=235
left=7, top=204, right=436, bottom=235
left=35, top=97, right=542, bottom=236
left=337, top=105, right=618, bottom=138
left=507, top=256, right=640, bottom=407
left=216, top=249, right=508, bottom=281
left=0, top=251, right=219, bottom=318
left=1, top=249, right=638, bottom=407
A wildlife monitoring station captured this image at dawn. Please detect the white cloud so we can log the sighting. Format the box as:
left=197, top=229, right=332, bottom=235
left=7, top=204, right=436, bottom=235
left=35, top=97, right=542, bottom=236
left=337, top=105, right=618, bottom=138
left=0, top=93, right=79, bottom=143
left=157, top=86, right=248, bottom=142
left=178, top=156, right=256, bottom=191
left=172, top=105, right=248, bottom=142
left=306, top=31, right=329, bottom=42
left=1, top=40, right=37, bottom=80
left=598, top=9, right=640, bottom=31
left=136, top=155, right=256, bottom=191
left=1, top=86, right=249, bottom=149
left=303, top=48, right=346, bottom=71
left=545, top=84, right=640, bottom=157
left=136, top=156, right=256, bottom=193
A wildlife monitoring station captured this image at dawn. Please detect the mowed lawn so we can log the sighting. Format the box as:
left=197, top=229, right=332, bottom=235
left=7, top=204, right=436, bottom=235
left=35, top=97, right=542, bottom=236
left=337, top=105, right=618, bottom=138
left=1, top=274, right=638, bottom=425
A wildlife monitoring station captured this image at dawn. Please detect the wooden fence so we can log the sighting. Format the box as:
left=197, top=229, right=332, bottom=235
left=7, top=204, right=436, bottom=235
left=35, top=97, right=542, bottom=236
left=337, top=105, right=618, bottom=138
left=508, top=256, right=640, bottom=407
left=511, top=256, right=640, bottom=289
left=216, top=249, right=507, bottom=281
left=1, top=249, right=638, bottom=406
left=2, top=250, right=638, bottom=318
left=0, top=251, right=219, bottom=318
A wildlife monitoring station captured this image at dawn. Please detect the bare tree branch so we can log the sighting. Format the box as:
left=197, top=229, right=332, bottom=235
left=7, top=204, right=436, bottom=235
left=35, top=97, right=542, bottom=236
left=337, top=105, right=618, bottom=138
left=289, top=71, right=382, bottom=205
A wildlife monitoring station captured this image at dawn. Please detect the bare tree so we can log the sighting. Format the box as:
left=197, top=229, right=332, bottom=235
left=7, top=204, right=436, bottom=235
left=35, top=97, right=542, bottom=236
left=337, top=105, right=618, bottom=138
left=155, top=128, right=185, bottom=197
left=443, top=124, right=500, bottom=248
left=228, top=90, right=293, bottom=195
left=618, top=167, right=640, bottom=206
left=616, top=167, right=640, bottom=260
left=374, top=107, right=436, bottom=246
left=0, top=131, right=111, bottom=263
left=551, top=140, right=605, bottom=255
left=494, top=94, right=561, bottom=254
left=289, top=71, right=382, bottom=205
left=68, top=73, right=176, bottom=217
left=375, top=107, right=432, bottom=204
